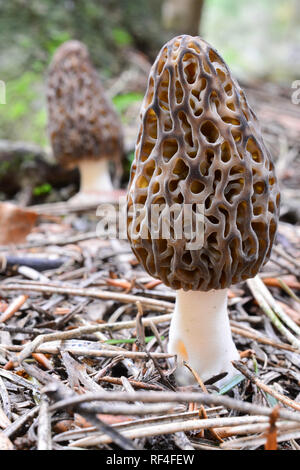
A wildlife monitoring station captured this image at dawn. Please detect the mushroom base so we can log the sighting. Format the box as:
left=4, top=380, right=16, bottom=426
left=168, top=288, right=240, bottom=386
left=69, top=159, right=114, bottom=205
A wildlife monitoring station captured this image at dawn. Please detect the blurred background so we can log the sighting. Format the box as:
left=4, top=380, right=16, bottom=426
left=0, top=0, right=299, bottom=218
left=0, top=3, right=300, bottom=452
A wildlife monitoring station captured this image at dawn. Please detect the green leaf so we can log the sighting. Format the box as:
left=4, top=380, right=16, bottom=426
left=33, top=183, right=52, bottom=196
left=265, top=392, right=278, bottom=408
left=252, top=356, right=258, bottom=374
left=104, top=335, right=164, bottom=345
left=218, top=374, right=245, bottom=395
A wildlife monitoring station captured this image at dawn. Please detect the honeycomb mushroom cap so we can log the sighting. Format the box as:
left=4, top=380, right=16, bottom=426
left=47, top=40, right=123, bottom=169
left=127, top=35, right=280, bottom=291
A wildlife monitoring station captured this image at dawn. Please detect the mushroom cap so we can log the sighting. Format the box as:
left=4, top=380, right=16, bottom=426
left=47, top=40, right=123, bottom=168
left=127, top=35, right=280, bottom=291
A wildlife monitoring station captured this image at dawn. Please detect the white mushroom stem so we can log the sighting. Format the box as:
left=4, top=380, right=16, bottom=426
left=168, top=288, right=240, bottom=386
left=78, top=159, right=113, bottom=194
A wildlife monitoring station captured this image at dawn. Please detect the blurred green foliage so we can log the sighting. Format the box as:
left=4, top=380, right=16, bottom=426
left=0, top=0, right=298, bottom=147
left=33, top=183, right=52, bottom=196
left=112, top=28, right=133, bottom=47
left=113, top=92, right=143, bottom=115
left=0, top=0, right=162, bottom=143
left=3, top=72, right=47, bottom=145
left=203, top=0, right=300, bottom=82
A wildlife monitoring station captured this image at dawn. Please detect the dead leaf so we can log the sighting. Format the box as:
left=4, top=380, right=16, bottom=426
left=96, top=414, right=135, bottom=425
left=53, top=420, right=74, bottom=433
left=0, top=202, right=37, bottom=245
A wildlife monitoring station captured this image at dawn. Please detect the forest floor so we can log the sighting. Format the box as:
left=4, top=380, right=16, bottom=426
left=0, top=80, right=299, bottom=450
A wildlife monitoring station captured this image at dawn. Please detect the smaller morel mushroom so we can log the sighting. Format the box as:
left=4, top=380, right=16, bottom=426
left=47, top=40, right=123, bottom=203
left=127, top=36, right=280, bottom=385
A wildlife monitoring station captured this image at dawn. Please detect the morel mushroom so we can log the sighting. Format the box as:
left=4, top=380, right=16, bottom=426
left=47, top=40, right=123, bottom=203
left=127, top=36, right=280, bottom=385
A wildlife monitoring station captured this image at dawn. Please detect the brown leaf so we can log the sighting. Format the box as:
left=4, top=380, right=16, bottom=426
left=53, top=420, right=74, bottom=433
left=0, top=202, right=37, bottom=245
left=0, top=406, right=11, bottom=429
left=96, top=414, right=135, bottom=425
left=74, top=413, right=135, bottom=428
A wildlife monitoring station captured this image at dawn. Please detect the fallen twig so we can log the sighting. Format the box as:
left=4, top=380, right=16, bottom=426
left=247, top=277, right=300, bottom=349
left=233, top=361, right=300, bottom=412
left=0, top=282, right=174, bottom=311
left=37, top=397, right=52, bottom=450
left=69, top=415, right=283, bottom=448
left=47, top=390, right=300, bottom=424
left=255, top=275, right=300, bottom=336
